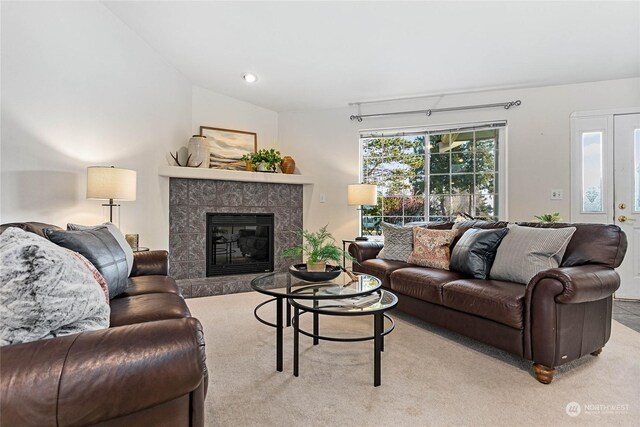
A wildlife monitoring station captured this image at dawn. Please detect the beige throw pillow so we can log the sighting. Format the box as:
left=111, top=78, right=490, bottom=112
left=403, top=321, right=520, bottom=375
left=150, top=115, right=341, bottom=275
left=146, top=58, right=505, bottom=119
left=408, top=227, right=459, bottom=270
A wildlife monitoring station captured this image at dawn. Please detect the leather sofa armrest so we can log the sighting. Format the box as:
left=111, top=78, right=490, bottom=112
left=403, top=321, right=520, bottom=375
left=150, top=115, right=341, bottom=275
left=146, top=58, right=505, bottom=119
left=348, top=241, right=384, bottom=263
left=131, top=249, right=169, bottom=276
left=527, top=265, right=620, bottom=304
left=1, top=318, right=206, bottom=427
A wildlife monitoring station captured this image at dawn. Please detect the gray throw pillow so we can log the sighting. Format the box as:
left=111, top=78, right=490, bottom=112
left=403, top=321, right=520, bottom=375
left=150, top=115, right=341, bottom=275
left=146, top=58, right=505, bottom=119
left=450, top=228, right=509, bottom=279
left=489, top=224, right=577, bottom=285
left=0, top=228, right=109, bottom=346
left=377, top=222, right=413, bottom=262
left=44, top=227, right=129, bottom=298
left=67, top=222, right=134, bottom=276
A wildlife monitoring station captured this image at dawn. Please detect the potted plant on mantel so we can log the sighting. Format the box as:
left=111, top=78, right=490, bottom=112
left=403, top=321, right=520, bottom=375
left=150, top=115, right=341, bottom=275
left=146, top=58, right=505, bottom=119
left=282, top=225, right=355, bottom=272
left=241, top=149, right=282, bottom=173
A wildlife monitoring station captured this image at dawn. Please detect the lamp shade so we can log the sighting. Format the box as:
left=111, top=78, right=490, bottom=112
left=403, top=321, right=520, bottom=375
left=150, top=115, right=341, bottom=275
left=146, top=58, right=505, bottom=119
left=86, top=166, right=137, bottom=201
left=347, top=184, right=377, bottom=206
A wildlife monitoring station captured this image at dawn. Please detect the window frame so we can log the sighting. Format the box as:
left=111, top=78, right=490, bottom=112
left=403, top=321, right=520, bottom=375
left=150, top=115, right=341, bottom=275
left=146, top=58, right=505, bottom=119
left=358, top=122, right=507, bottom=236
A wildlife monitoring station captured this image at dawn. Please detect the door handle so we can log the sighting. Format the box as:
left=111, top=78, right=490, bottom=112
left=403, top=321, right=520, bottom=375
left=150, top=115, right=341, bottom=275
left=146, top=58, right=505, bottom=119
left=618, top=215, right=636, bottom=223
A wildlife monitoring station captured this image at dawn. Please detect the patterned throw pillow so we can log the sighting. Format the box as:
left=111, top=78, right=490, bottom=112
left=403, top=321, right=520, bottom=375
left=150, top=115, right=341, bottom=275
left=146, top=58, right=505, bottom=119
left=490, top=224, right=577, bottom=284
left=0, top=227, right=110, bottom=346
left=408, top=228, right=459, bottom=270
left=377, top=222, right=413, bottom=262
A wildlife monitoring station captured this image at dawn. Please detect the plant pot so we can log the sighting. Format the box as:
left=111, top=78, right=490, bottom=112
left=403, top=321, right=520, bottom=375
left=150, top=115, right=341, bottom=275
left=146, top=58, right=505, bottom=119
left=306, top=261, right=327, bottom=272
left=245, top=161, right=253, bottom=171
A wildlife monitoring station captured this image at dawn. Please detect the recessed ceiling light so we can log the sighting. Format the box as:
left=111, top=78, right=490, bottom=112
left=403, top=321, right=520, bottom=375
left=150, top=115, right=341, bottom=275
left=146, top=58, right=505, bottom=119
left=242, top=73, right=258, bottom=83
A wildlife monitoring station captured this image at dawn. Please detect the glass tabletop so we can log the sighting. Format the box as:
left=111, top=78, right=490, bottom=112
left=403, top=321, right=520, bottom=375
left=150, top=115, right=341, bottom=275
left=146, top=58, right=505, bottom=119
left=251, top=272, right=381, bottom=299
left=289, top=290, right=398, bottom=314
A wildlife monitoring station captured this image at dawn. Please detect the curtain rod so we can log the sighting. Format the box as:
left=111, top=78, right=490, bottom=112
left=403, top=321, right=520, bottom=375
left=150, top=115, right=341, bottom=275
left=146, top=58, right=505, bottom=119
left=360, top=121, right=506, bottom=139
left=349, top=100, right=521, bottom=122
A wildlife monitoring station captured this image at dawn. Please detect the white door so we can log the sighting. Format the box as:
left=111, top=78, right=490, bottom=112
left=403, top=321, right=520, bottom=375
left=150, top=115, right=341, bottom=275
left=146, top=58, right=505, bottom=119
left=614, top=114, right=640, bottom=299
left=571, top=110, right=640, bottom=299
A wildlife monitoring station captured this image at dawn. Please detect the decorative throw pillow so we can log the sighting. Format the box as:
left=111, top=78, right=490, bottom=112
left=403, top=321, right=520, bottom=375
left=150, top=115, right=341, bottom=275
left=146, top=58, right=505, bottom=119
left=44, top=227, right=129, bottom=298
left=490, top=224, right=577, bottom=284
left=377, top=222, right=413, bottom=262
left=407, top=227, right=459, bottom=270
left=67, top=222, right=134, bottom=276
left=0, top=227, right=110, bottom=346
left=450, top=228, right=509, bottom=279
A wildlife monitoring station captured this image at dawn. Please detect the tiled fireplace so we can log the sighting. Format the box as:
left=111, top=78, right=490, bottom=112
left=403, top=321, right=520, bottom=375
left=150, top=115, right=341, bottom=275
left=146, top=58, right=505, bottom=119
left=169, top=178, right=303, bottom=298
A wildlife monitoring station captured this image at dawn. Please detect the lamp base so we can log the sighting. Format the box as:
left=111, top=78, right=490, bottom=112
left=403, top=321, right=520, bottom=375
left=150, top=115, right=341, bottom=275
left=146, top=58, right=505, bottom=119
left=101, top=203, right=121, bottom=228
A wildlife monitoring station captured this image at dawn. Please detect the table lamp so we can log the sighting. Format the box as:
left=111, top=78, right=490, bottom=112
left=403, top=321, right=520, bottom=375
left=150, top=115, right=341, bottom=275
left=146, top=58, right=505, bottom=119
left=347, top=183, right=377, bottom=241
left=87, top=166, right=137, bottom=228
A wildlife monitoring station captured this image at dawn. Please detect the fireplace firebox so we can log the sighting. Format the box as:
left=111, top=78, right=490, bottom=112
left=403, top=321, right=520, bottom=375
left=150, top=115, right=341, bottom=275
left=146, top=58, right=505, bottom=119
left=206, top=213, right=274, bottom=276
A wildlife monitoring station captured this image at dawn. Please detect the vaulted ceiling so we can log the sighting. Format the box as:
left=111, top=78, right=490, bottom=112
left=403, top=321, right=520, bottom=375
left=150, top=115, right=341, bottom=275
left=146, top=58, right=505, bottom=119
left=104, top=1, right=640, bottom=112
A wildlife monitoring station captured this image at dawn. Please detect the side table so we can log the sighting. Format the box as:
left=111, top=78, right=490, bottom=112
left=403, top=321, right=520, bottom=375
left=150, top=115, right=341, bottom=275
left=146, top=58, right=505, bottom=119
left=342, top=239, right=356, bottom=269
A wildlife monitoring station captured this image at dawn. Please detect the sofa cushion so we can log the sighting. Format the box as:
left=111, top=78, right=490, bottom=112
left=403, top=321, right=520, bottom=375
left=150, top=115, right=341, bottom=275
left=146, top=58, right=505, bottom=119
left=68, top=222, right=134, bottom=277
left=490, top=225, right=576, bottom=284
left=109, top=293, right=191, bottom=327
left=0, top=222, right=61, bottom=237
left=451, top=220, right=508, bottom=250
left=442, top=279, right=526, bottom=329
left=407, top=228, right=459, bottom=270
left=116, top=275, right=181, bottom=298
left=353, top=258, right=411, bottom=288
left=376, top=222, right=413, bottom=262
left=44, top=227, right=129, bottom=298
left=517, top=222, right=627, bottom=268
left=390, top=267, right=468, bottom=305
left=450, top=228, right=509, bottom=279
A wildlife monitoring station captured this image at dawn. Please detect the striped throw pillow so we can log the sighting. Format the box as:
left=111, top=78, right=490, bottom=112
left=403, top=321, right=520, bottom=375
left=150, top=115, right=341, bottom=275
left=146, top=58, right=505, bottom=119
left=489, top=224, right=576, bottom=284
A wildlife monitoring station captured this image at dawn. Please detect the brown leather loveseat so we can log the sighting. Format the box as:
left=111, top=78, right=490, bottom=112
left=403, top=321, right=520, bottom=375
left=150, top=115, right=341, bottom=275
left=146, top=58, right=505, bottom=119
left=349, top=221, right=627, bottom=384
left=0, top=222, right=208, bottom=426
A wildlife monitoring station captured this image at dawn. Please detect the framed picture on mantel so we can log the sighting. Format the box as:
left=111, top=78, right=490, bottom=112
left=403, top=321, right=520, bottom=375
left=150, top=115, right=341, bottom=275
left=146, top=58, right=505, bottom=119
left=200, top=126, right=257, bottom=170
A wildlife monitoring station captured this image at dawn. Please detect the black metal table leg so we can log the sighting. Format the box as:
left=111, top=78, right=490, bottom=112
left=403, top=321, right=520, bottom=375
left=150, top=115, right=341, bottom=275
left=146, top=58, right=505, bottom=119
left=293, top=306, right=299, bottom=377
left=374, top=312, right=383, bottom=386
left=286, top=300, right=291, bottom=327
left=276, top=296, right=283, bottom=372
left=313, top=313, right=319, bottom=346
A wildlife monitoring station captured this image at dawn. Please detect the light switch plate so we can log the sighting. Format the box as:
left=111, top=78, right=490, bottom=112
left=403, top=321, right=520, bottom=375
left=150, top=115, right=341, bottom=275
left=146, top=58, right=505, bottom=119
left=319, top=193, right=326, bottom=203
left=551, top=189, right=563, bottom=200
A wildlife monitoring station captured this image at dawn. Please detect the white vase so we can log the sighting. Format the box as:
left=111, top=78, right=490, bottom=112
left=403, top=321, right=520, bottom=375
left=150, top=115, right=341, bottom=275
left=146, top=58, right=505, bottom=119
left=187, top=135, right=210, bottom=168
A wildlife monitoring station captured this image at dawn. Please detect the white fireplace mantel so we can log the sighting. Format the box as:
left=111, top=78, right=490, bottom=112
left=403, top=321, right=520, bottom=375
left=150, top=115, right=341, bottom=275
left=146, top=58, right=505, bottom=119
left=158, top=165, right=315, bottom=185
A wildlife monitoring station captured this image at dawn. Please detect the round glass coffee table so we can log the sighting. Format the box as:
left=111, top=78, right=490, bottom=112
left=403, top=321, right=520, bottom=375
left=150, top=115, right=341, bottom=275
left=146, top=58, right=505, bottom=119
left=251, top=272, right=382, bottom=373
left=289, top=289, right=398, bottom=387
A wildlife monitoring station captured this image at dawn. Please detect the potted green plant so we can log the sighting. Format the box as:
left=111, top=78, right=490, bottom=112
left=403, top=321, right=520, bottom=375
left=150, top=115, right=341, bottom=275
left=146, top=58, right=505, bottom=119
left=241, top=149, right=282, bottom=173
left=534, top=212, right=562, bottom=223
left=281, top=225, right=355, bottom=271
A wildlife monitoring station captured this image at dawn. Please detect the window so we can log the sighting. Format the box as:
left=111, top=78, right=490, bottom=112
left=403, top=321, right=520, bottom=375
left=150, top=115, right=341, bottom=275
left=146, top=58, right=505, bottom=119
left=581, top=131, right=604, bottom=213
left=360, top=124, right=504, bottom=236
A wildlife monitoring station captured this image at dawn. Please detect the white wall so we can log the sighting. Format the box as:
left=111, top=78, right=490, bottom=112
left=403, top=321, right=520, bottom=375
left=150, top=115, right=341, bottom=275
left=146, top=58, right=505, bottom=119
left=1, top=1, right=192, bottom=249
left=278, top=78, right=640, bottom=242
left=191, top=86, right=279, bottom=150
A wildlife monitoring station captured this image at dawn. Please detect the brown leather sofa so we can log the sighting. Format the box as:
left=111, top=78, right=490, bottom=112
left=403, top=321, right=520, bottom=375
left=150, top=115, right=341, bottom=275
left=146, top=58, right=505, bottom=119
left=0, top=222, right=208, bottom=426
left=349, top=221, right=627, bottom=384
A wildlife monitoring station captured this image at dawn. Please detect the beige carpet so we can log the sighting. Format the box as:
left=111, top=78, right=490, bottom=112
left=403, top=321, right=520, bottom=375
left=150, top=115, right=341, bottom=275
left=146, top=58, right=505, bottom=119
left=187, top=292, right=640, bottom=427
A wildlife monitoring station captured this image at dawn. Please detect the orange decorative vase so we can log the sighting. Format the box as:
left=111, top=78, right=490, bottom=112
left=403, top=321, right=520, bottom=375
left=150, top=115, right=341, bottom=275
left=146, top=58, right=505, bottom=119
left=281, top=156, right=295, bottom=174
